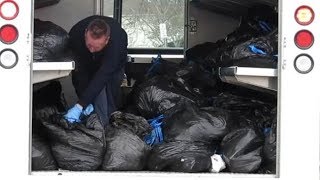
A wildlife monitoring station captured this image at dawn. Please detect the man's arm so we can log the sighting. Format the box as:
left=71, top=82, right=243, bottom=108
left=71, top=56, right=90, bottom=97
left=68, top=24, right=91, bottom=98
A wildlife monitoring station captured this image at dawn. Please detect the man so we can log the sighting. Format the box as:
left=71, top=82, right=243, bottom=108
left=64, top=15, right=128, bottom=127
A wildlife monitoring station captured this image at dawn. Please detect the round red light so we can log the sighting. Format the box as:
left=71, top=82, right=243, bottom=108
left=0, top=24, right=18, bottom=44
left=0, top=0, right=19, bottom=20
left=295, top=6, right=314, bottom=26
left=294, top=30, right=314, bottom=49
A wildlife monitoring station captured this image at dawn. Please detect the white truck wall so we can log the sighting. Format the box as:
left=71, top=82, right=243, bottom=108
left=34, top=0, right=95, bottom=32
left=188, top=5, right=239, bottom=48
left=34, top=0, right=96, bottom=106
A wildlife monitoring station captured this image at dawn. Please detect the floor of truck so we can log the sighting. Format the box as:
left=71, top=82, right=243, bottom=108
left=31, top=170, right=277, bottom=177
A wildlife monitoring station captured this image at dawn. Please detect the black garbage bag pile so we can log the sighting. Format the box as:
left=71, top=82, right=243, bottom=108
left=205, top=91, right=276, bottom=173
left=32, top=81, right=65, bottom=171
left=220, top=29, right=278, bottom=68
left=211, top=92, right=276, bottom=173
left=162, top=102, right=229, bottom=143
left=127, top=55, right=219, bottom=117
left=225, top=5, right=278, bottom=45
left=132, top=75, right=207, bottom=119
left=32, top=133, right=57, bottom=171
left=34, top=19, right=73, bottom=62
left=211, top=92, right=276, bottom=134
left=224, top=30, right=278, bottom=60
left=102, top=111, right=152, bottom=171
left=220, top=128, right=264, bottom=173
left=145, top=101, right=228, bottom=172
left=206, top=89, right=277, bottom=174
left=128, top=41, right=277, bottom=173
left=147, top=141, right=215, bottom=172
left=185, top=5, right=278, bottom=71
left=41, top=113, right=106, bottom=171
left=147, top=55, right=219, bottom=97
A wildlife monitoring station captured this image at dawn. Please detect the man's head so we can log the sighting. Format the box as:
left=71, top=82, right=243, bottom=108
left=85, top=19, right=111, bottom=53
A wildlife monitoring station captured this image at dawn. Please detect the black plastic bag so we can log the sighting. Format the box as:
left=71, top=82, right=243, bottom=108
left=184, top=5, right=278, bottom=71
left=33, top=19, right=69, bottom=61
left=225, top=5, right=278, bottom=45
left=133, top=76, right=203, bottom=119
left=187, top=64, right=218, bottom=90
left=32, top=81, right=67, bottom=137
left=172, top=63, right=218, bottom=95
left=185, top=42, right=222, bottom=70
left=217, top=5, right=278, bottom=69
left=212, top=92, right=273, bottom=114
left=41, top=113, right=106, bottom=171
left=221, top=56, right=277, bottom=68
left=222, top=30, right=278, bottom=62
left=147, top=141, right=214, bottom=172
left=245, top=5, right=278, bottom=35
left=221, top=128, right=264, bottom=173
left=102, top=112, right=151, bottom=170
left=102, top=128, right=150, bottom=171
left=212, top=92, right=276, bottom=134
left=163, top=102, right=229, bottom=143
left=262, top=112, right=277, bottom=173
left=109, top=111, right=151, bottom=138
left=32, top=133, right=57, bottom=171
left=145, top=54, right=181, bottom=78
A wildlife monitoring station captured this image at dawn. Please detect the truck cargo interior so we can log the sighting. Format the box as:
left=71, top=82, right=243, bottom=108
left=31, top=0, right=279, bottom=176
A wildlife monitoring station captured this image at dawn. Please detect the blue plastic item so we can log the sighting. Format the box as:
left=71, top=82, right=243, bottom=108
left=144, top=114, right=164, bottom=146
left=248, top=45, right=267, bottom=55
left=146, top=54, right=162, bottom=77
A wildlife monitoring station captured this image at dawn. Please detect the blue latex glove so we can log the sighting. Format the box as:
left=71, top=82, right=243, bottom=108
left=64, top=104, right=83, bottom=123
left=82, top=104, right=94, bottom=116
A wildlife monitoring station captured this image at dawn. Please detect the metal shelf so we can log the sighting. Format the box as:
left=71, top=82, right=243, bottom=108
left=219, top=66, right=278, bottom=93
left=32, top=61, right=75, bottom=84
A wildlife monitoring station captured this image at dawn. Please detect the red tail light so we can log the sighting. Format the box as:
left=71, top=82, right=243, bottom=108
left=0, top=24, right=18, bottom=44
left=294, top=30, right=314, bottom=49
left=0, top=0, right=19, bottom=20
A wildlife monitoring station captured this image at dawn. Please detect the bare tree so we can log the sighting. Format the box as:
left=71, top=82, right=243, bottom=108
left=122, top=0, right=184, bottom=48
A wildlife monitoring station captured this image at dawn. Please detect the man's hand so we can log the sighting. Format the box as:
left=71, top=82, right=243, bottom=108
left=83, top=104, right=94, bottom=116
left=64, top=104, right=83, bottom=123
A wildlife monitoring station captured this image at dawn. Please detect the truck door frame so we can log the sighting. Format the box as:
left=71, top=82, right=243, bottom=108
left=0, top=0, right=318, bottom=179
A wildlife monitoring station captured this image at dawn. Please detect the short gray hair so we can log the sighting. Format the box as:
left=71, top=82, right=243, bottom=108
left=86, top=18, right=111, bottom=39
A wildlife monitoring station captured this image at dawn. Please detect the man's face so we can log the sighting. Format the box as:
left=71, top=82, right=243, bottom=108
left=85, top=30, right=109, bottom=53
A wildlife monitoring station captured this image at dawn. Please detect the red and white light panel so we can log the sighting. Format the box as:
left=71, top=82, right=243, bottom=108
left=0, top=0, right=19, bottom=20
